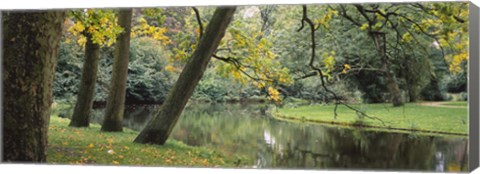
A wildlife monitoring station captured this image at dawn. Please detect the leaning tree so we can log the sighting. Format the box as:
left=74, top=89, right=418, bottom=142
left=134, top=7, right=236, bottom=145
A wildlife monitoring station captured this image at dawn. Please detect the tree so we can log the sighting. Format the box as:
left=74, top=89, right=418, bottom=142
left=69, top=10, right=123, bottom=127
left=334, top=4, right=406, bottom=106
left=69, top=32, right=100, bottom=127
left=134, top=7, right=237, bottom=145
left=301, top=2, right=468, bottom=106
left=3, top=11, right=65, bottom=162
left=101, top=9, right=133, bottom=132
left=370, top=31, right=404, bottom=106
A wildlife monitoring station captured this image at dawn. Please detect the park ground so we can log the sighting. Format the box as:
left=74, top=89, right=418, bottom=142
left=47, top=107, right=249, bottom=167
left=47, top=101, right=467, bottom=166
left=273, top=101, right=468, bottom=136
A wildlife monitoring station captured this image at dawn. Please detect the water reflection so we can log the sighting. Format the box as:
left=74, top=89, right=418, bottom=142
left=60, top=103, right=468, bottom=171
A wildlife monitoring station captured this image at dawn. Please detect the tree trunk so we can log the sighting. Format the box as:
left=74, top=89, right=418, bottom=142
left=101, top=9, right=133, bottom=132
left=385, top=72, right=403, bottom=106
left=371, top=32, right=403, bottom=107
left=2, top=11, right=65, bottom=162
left=420, top=75, right=444, bottom=101
left=69, top=33, right=100, bottom=127
left=134, top=7, right=236, bottom=145
left=408, top=88, right=417, bottom=102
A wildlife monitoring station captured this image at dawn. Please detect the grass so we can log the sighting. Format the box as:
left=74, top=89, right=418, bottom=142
left=274, top=102, right=468, bottom=136
left=47, top=115, right=249, bottom=167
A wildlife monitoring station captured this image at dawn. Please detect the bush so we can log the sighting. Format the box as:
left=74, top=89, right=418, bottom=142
left=125, top=37, right=176, bottom=104
left=193, top=67, right=255, bottom=103
left=442, top=68, right=467, bottom=93
left=459, top=92, right=468, bottom=101
left=54, top=37, right=175, bottom=104
left=53, top=40, right=83, bottom=102
left=420, top=78, right=445, bottom=101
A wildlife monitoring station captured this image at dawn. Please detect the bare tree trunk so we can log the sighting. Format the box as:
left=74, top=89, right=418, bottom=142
left=2, top=11, right=65, bottom=162
left=371, top=32, right=403, bottom=107
left=134, top=7, right=236, bottom=145
left=69, top=33, right=100, bottom=127
left=101, top=9, right=133, bottom=132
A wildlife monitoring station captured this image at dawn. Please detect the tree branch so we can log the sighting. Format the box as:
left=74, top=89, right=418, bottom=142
left=298, top=5, right=385, bottom=125
left=339, top=5, right=362, bottom=27
left=192, top=7, right=203, bottom=38
left=191, top=7, right=274, bottom=84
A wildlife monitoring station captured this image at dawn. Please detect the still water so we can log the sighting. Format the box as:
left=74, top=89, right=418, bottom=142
left=61, top=103, right=468, bottom=171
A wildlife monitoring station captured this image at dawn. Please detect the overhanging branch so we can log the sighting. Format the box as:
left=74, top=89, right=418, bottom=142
left=298, top=5, right=385, bottom=125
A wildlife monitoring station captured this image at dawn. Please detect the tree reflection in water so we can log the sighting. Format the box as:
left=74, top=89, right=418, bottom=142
left=59, top=103, right=468, bottom=171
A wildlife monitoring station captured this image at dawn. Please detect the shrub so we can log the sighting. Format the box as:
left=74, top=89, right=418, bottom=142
left=54, top=37, right=175, bottom=104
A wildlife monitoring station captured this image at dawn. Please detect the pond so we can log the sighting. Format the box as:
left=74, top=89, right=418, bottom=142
left=60, top=103, right=468, bottom=172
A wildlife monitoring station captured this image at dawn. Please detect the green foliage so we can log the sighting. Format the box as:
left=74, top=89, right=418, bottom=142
left=126, top=37, right=175, bottom=103
left=442, top=64, right=467, bottom=93
left=193, top=68, right=263, bottom=103
left=54, top=36, right=174, bottom=104
left=54, top=3, right=468, bottom=105
left=53, top=40, right=83, bottom=102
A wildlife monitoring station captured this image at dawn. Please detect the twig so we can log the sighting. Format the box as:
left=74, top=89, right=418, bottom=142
left=192, top=7, right=203, bottom=38
left=191, top=7, right=275, bottom=84
left=298, top=5, right=386, bottom=126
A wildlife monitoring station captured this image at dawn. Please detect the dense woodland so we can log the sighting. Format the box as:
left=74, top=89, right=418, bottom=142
left=2, top=2, right=468, bottom=166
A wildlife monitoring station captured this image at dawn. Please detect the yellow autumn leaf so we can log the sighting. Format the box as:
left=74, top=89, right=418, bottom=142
left=257, top=82, right=266, bottom=89
left=267, top=87, right=282, bottom=103
left=360, top=23, right=369, bottom=30
left=73, top=21, right=85, bottom=32
left=165, top=65, right=175, bottom=72
left=77, top=36, right=87, bottom=47
left=342, top=64, right=351, bottom=74
left=401, top=33, right=412, bottom=43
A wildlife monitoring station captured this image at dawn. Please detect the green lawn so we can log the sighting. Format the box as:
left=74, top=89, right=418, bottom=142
left=47, top=116, right=249, bottom=167
left=274, top=102, right=468, bottom=135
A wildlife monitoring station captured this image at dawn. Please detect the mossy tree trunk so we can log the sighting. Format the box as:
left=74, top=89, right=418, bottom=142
left=371, top=32, right=404, bottom=107
left=2, top=11, right=65, bottom=162
left=101, top=9, right=133, bottom=132
left=134, top=7, right=236, bottom=145
left=69, top=33, right=100, bottom=127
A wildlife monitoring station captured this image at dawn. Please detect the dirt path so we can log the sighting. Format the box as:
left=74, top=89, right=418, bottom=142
left=418, top=102, right=467, bottom=109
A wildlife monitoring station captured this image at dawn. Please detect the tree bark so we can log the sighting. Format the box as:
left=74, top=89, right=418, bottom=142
left=101, top=9, right=133, bottom=132
left=2, top=11, right=65, bottom=162
left=408, top=88, right=417, bottom=102
left=371, top=32, right=403, bottom=107
left=134, top=7, right=236, bottom=145
left=69, top=33, right=100, bottom=127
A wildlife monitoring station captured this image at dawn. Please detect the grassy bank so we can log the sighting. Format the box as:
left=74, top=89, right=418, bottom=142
left=47, top=115, right=249, bottom=167
left=273, top=102, right=468, bottom=136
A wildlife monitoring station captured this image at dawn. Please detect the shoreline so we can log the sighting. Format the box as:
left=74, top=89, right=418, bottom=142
left=271, top=113, right=468, bottom=137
